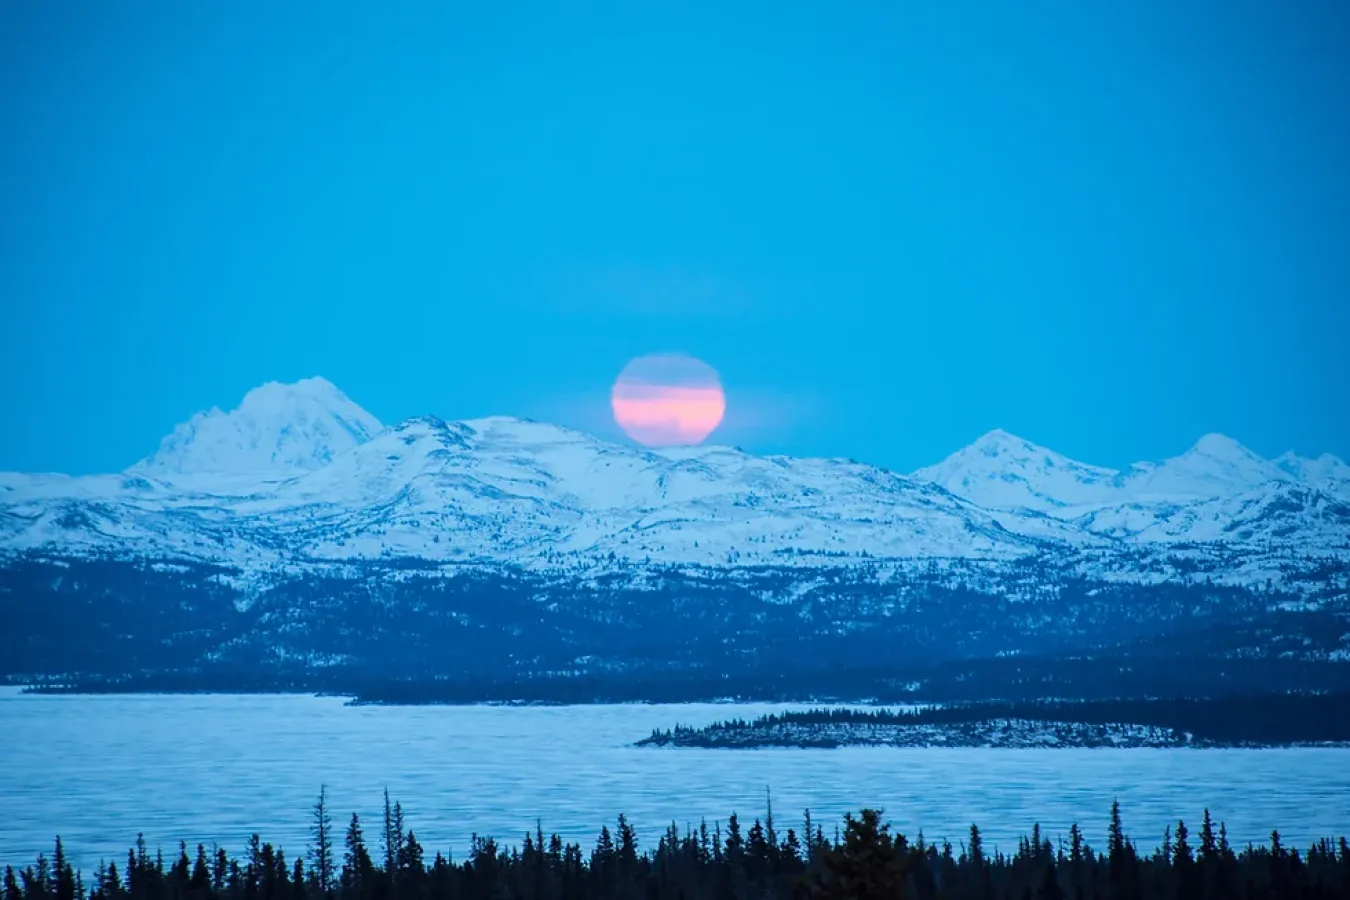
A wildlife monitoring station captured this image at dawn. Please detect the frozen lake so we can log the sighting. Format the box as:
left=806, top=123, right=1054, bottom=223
left=2, top=688, right=1348, bottom=871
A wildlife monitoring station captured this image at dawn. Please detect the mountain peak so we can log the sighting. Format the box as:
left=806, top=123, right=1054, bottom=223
left=236, top=376, right=344, bottom=409
left=1119, top=432, right=1283, bottom=502
left=131, top=378, right=383, bottom=479
left=1275, top=449, right=1350, bottom=491
left=1187, top=433, right=1258, bottom=461
left=969, top=428, right=1041, bottom=456
left=913, top=430, right=1121, bottom=512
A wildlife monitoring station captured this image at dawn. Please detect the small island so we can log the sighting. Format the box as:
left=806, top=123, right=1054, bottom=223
left=637, top=695, right=1350, bottom=750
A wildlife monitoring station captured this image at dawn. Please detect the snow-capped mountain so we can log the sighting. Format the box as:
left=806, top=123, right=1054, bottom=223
left=1275, top=450, right=1350, bottom=500
left=910, top=429, right=1124, bottom=512
left=1, top=380, right=1347, bottom=588
left=233, top=413, right=1083, bottom=567
left=130, top=377, right=383, bottom=480
left=916, top=429, right=1349, bottom=512
left=1122, top=433, right=1301, bottom=503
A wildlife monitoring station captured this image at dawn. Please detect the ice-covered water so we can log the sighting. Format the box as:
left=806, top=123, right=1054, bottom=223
left=1, top=688, right=1347, bottom=872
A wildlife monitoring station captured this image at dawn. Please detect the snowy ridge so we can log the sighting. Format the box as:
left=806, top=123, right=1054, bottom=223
left=916, top=429, right=1350, bottom=511
left=1, top=380, right=1348, bottom=588
left=1276, top=451, right=1350, bottom=499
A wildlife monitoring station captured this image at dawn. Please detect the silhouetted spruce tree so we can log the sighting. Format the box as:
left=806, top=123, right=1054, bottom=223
left=390, top=806, right=404, bottom=869
left=1199, top=809, right=1217, bottom=862
left=289, top=860, right=304, bottom=900
left=275, top=847, right=293, bottom=900
left=1174, top=819, right=1197, bottom=898
left=800, top=809, right=908, bottom=900
left=747, top=819, right=771, bottom=883
left=189, top=844, right=209, bottom=899
left=52, top=840, right=75, bottom=900
left=1173, top=820, right=1192, bottom=865
left=309, top=787, right=335, bottom=897
left=590, top=825, right=615, bottom=897
left=87, top=864, right=109, bottom=900
left=968, top=823, right=996, bottom=900
left=782, top=830, right=803, bottom=874
left=171, top=841, right=189, bottom=891
left=340, top=815, right=371, bottom=899
left=765, top=790, right=778, bottom=860
left=724, top=816, right=743, bottom=863
left=244, top=833, right=264, bottom=900
left=1268, top=830, right=1292, bottom=897
left=720, top=814, right=746, bottom=900
left=396, top=831, right=423, bottom=895
left=211, top=849, right=226, bottom=895
left=967, top=824, right=985, bottom=868
left=616, top=816, right=638, bottom=867
left=1106, top=800, right=1138, bottom=899
left=257, top=842, right=278, bottom=900
left=380, top=792, right=404, bottom=876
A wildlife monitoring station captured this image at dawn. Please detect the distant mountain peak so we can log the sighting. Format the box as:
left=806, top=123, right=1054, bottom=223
left=1116, top=432, right=1286, bottom=502
left=1274, top=449, right=1350, bottom=492
left=965, top=428, right=1070, bottom=461
left=1186, top=433, right=1259, bottom=461
left=130, top=378, right=384, bottom=479
left=912, top=430, right=1121, bottom=513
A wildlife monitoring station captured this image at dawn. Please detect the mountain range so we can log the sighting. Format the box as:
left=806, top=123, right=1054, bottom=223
left=2, top=378, right=1347, bottom=700
left=1, top=377, right=1347, bottom=585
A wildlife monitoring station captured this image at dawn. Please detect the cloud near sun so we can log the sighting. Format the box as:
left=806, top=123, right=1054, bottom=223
left=611, top=354, right=726, bottom=447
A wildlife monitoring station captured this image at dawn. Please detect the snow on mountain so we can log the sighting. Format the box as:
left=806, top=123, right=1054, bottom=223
left=1073, top=482, right=1350, bottom=547
left=226, top=415, right=1060, bottom=568
left=131, top=377, right=383, bottom=480
left=1121, top=433, right=1291, bottom=503
left=1275, top=450, right=1350, bottom=500
left=910, top=429, right=1350, bottom=557
left=915, top=430, right=1318, bottom=508
left=911, top=429, right=1124, bottom=513
left=1, top=380, right=1347, bottom=585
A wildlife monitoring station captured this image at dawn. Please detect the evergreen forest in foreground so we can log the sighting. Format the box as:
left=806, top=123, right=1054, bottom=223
left=6, top=790, right=1350, bottom=900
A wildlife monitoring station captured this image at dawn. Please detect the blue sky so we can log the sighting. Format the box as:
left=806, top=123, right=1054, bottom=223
left=2, top=0, right=1347, bottom=475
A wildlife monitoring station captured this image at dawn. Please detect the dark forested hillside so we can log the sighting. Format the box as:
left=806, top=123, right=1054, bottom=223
left=6, top=794, right=1349, bottom=900
left=3, top=553, right=1348, bottom=702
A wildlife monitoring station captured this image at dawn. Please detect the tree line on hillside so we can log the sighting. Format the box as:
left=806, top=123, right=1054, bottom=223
left=5, top=790, right=1350, bottom=900
left=10, top=552, right=1348, bottom=706
left=642, top=694, right=1350, bottom=747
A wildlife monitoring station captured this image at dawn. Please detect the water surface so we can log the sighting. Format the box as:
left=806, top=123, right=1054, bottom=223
left=2, top=689, right=1347, bottom=871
